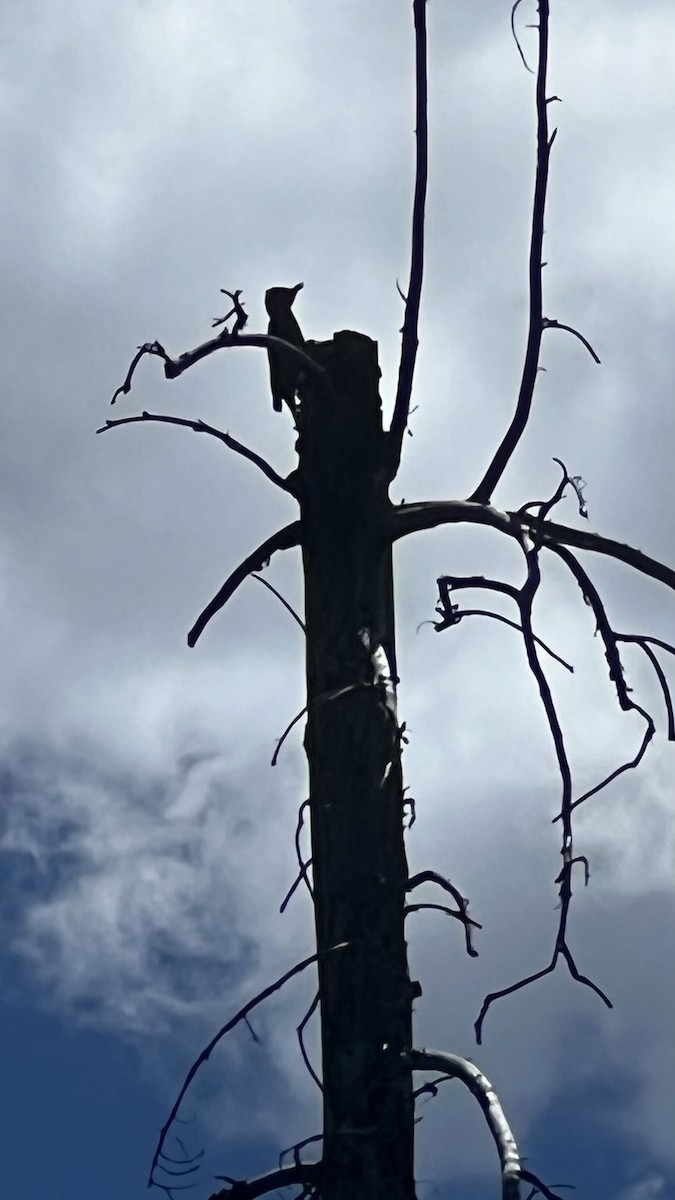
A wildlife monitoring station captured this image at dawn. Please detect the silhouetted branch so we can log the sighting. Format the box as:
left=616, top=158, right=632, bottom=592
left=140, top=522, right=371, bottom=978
left=271, top=706, right=307, bottom=767
left=389, top=0, right=428, bottom=463
left=279, top=1134, right=323, bottom=1170
left=209, top=1163, right=320, bottom=1200
left=542, top=318, right=600, bottom=363
left=188, top=522, right=302, bottom=647
left=252, top=574, right=306, bottom=631
left=405, top=903, right=482, bottom=957
left=407, top=869, right=479, bottom=957
left=393, top=502, right=675, bottom=600
left=97, top=411, right=294, bottom=494
left=112, top=329, right=327, bottom=405
left=618, top=635, right=675, bottom=739
left=469, top=0, right=553, bottom=504
left=149, top=948, right=345, bottom=1186
left=519, top=1169, right=574, bottom=1200
left=473, top=536, right=611, bottom=1041
left=279, top=798, right=314, bottom=912
left=406, top=1049, right=521, bottom=1200
left=297, top=990, right=323, bottom=1092
left=211, top=288, right=249, bottom=334
left=511, top=0, right=534, bottom=73
left=434, top=607, right=573, bottom=671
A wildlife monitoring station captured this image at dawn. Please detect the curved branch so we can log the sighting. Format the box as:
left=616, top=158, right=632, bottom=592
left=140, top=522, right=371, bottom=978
left=542, top=318, right=600, bottom=363
left=435, top=608, right=573, bottom=671
left=406, top=1049, right=522, bottom=1200
left=97, top=411, right=294, bottom=494
left=297, top=990, right=323, bottom=1092
left=389, top=0, right=428, bottom=465
left=149, top=948, right=345, bottom=1185
left=469, top=0, right=553, bottom=504
left=511, top=0, right=534, bottom=73
left=271, top=706, right=307, bottom=767
left=406, top=869, right=479, bottom=957
left=188, top=522, right=302, bottom=647
left=392, top=501, right=675, bottom=600
left=112, top=331, right=328, bottom=404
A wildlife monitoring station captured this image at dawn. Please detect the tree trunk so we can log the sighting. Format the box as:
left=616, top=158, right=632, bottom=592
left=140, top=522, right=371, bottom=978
left=298, top=331, right=416, bottom=1200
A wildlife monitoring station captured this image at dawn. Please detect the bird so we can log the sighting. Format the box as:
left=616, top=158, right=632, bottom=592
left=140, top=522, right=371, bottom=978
left=264, top=282, right=305, bottom=413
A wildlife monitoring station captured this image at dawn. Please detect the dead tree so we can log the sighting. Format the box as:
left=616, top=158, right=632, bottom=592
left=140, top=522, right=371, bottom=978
left=102, top=3, right=675, bottom=1199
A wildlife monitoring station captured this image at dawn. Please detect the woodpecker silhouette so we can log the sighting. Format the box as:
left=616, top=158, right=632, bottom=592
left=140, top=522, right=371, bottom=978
left=265, top=282, right=305, bottom=413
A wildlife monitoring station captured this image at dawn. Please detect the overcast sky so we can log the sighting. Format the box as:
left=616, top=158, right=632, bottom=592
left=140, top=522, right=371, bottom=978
left=1, top=2, right=675, bottom=1198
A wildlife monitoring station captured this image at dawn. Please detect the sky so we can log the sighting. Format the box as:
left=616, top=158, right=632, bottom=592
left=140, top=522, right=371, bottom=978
left=1, top=1, right=675, bottom=1198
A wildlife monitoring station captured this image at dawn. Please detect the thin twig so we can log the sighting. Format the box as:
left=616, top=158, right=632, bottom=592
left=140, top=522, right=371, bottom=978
left=407, top=869, right=479, bottom=957
left=389, top=0, right=428, bottom=464
left=97, top=411, right=293, bottom=493
left=511, top=0, right=534, bottom=73
left=188, top=522, right=302, bottom=647
left=271, top=707, right=307, bottom=767
left=297, top=991, right=323, bottom=1092
left=542, top=318, right=600, bottom=363
left=405, top=903, right=482, bottom=958
left=252, top=574, right=306, bottom=632
left=279, top=858, right=313, bottom=914
left=434, top=607, right=573, bottom=671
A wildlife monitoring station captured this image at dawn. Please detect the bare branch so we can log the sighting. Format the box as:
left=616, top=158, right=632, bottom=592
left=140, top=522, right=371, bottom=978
left=389, top=0, right=428, bottom=464
left=405, top=903, right=482, bottom=958
left=112, top=330, right=328, bottom=406
left=392, top=501, right=675, bottom=603
left=97, top=411, right=294, bottom=494
left=511, top=0, right=534, bottom=73
left=546, top=544, right=631, bottom=709
left=271, top=706, right=307, bottom=767
left=435, top=607, right=573, bottom=672
left=212, top=288, right=249, bottom=334
left=252, top=573, right=306, bottom=632
left=208, top=1163, right=320, bottom=1200
left=188, top=522, right=302, bottom=647
left=297, top=990, right=323, bottom=1092
left=469, top=0, right=553, bottom=504
left=279, top=860, right=313, bottom=914
left=475, top=536, right=611, bottom=1041
left=406, top=1049, right=521, bottom=1200
left=519, top=1169, right=574, bottom=1200
left=619, top=636, right=675, bottom=740
left=279, top=1135, right=323, bottom=1170
left=558, top=704, right=654, bottom=819
left=149, top=947, right=345, bottom=1186
left=407, top=869, right=479, bottom=957
left=542, top=318, right=600, bottom=363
